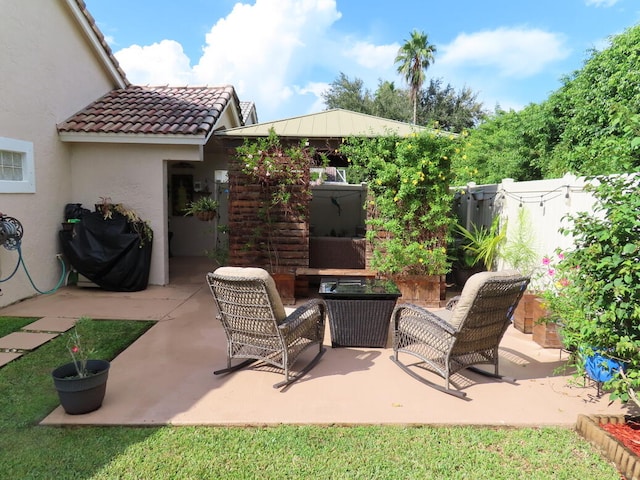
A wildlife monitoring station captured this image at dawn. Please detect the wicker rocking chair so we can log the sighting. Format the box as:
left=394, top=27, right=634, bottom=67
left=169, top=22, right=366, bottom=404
left=206, top=267, right=326, bottom=389
left=391, top=270, right=530, bottom=398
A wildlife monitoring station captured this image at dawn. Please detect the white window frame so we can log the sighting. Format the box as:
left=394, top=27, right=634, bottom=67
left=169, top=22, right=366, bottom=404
left=0, top=137, right=35, bottom=193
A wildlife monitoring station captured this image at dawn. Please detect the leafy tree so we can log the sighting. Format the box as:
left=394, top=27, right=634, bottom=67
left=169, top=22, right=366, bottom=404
left=321, top=72, right=373, bottom=114
left=417, top=79, right=487, bottom=132
left=454, top=104, right=548, bottom=184
left=545, top=26, right=640, bottom=176
left=321, top=75, right=485, bottom=134
left=395, top=30, right=436, bottom=124
left=372, top=80, right=412, bottom=123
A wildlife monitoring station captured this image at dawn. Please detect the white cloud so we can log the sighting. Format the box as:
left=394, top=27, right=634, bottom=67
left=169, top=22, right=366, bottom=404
left=343, top=41, right=399, bottom=69
left=109, top=0, right=453, bottom=121
left=585, top=0, right=620, bottom=7
left=111, top=4, right=572, bottom=122
left=115, top=40, right=193, bottom=86
left=191, top=0, right=341, bottom=118
left=439, top=27, right=570, bottom=78
left=112, top=0, right=343, bottom=120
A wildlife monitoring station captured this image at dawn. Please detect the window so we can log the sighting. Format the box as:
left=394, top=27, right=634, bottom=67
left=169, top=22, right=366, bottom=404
left=0, top=137, right=35, bottom=193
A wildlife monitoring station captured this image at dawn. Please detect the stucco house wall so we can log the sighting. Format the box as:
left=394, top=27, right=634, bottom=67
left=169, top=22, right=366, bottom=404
left=0, top=0, right=123, bottom=307
left=68, top=143, right=201, bottom=285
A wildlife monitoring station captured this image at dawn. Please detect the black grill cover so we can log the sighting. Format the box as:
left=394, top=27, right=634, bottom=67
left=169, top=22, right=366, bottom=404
left=59, top=211, right=152, bottom=292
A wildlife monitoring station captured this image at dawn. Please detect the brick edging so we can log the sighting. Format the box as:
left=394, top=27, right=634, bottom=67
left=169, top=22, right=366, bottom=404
left=576, top=414, right=640, bottom=480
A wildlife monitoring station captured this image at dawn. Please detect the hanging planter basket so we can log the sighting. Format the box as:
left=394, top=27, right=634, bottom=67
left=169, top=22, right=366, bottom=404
left=195, top=211, right=216, bottom=221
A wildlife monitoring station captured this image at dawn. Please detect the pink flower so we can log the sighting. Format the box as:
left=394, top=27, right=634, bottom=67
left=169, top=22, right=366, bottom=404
left=542, top=256, right=551, bottom=266
left=548, top=268, right=555, bottom=276
left=557, top=252, right=565, bottom=260
left=72, top=345, right=79, bottom=353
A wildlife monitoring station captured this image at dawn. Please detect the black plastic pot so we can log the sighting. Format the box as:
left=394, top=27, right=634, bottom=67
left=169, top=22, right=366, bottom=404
left=451, top=263, right=485, bottom=289
left=51, top=360, right=110, bottom=415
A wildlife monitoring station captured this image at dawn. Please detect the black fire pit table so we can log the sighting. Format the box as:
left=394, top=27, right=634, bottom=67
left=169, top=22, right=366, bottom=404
left=319, top=278, right=402, bottom=348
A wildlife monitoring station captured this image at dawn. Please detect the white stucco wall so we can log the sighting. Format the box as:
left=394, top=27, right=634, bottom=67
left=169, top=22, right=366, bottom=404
left=69, top=143, right=201, bottom=285
left=0, top=0, right=119, bottom=307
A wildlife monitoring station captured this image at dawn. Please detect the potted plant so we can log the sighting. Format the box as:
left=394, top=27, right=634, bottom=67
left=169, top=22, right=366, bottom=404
left=499, top=208, right=542, bottom=333
left=340, top=129, right=463, bottom=307
left=51, top=317, right=110, bottom=415
left=183, top=196, right=219, bottom=221
left=455, top=215, right=505, bottom=272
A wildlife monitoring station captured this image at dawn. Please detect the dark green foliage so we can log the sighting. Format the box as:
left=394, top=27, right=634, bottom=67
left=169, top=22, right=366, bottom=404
left=418, top=79, right=487, bottom=132
left=321, top=72, right=374, bottom=114
left=322, top=74, right=486, bottom=133
left=372, top=80, right=412, bottom=123
left=455, top=105, right=547, bottom=183
left=460, top=24, right=640, bottom=184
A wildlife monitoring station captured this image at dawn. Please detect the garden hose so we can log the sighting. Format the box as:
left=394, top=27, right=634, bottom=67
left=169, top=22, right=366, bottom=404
left=0, top=244, right=66, bottom=295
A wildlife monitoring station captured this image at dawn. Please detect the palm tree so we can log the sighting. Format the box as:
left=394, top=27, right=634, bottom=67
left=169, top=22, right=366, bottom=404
left=395, top=30, right=436, bottom=124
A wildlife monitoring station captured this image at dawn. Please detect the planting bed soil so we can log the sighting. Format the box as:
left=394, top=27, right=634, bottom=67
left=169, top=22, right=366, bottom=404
left=602, top=419, right=640, bottom=457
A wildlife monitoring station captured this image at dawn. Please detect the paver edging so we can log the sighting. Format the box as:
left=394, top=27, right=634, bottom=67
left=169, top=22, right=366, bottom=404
left=576, top=413, right=640, bottom=480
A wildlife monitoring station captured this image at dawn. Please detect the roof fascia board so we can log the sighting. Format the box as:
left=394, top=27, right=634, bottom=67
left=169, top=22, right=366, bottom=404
left=58, top=132, right=207, bottom=145
left=64, top=0, right=127, bottom=89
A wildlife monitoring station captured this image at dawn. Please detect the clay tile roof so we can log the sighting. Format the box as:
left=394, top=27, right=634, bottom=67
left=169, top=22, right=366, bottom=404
left=240, top=101, right=258, bottom=124
left=58, top=85, right=239, bottom=139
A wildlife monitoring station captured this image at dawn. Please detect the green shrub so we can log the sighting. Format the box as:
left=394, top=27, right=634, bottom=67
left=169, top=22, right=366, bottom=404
left=544, top=174, right=640, bottom=403
left=341, top=130, right=461, bottom=275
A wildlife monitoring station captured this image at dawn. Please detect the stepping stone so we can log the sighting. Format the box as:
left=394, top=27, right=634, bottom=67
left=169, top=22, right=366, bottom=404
left=0, top=352, right=22, bottom=367
left=22, top=317, right=77, bottom=333
left=0, top=332, right=58, bottom=350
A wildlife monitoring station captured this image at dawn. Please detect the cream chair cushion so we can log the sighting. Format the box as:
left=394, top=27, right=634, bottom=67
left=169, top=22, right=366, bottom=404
left=213, top=267, right=287, bottom=322
left=448, top=270, right=521, bottom=329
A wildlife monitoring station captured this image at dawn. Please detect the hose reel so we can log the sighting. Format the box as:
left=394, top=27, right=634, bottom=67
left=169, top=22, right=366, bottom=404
left=0, top=214, right=23, bottom=251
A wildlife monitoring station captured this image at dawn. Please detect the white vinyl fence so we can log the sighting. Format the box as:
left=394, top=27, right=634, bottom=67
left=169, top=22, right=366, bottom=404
left=452, top=173, right=597, bottom=276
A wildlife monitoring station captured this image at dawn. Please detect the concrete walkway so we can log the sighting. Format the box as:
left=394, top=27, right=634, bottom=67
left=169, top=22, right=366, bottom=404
left=0, top=257, right=630, bottom=427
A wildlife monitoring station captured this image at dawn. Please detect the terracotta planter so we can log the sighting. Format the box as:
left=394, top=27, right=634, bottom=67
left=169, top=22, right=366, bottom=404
left=532, top=320, right=563, bottom=349
left=514, top=292, right=543, bottom=334
left=271, top=271, right=296, bottom=305
left=577, top=414, right=640, bottom=480
left=392, top=274, right=446, bottom=308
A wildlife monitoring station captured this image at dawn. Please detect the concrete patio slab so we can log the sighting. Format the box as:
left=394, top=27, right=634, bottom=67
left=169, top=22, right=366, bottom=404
left=1, top=257, right=631, bottom=428
left=22, top=316, right=77, bottom=332
left=0, top=331, right=58, bottom=350
left=0, top=288, right=192, bottom=321
left=0, top=351, right=22, bottom=367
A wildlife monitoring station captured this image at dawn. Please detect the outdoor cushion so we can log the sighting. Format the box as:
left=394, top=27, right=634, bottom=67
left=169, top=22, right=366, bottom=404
left=213, top=267, right=286, bottom=322
left=448, top=270, right=521, bottom=329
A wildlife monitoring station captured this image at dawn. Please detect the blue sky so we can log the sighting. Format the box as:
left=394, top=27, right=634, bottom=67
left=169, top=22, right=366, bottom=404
left=85, top=0, right=640, bottom=122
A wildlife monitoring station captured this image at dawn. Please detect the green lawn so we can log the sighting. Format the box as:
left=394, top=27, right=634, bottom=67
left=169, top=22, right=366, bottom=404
left=0, top=316, right=37, bottom=337
left=0, top=317, right=620, bottom=479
